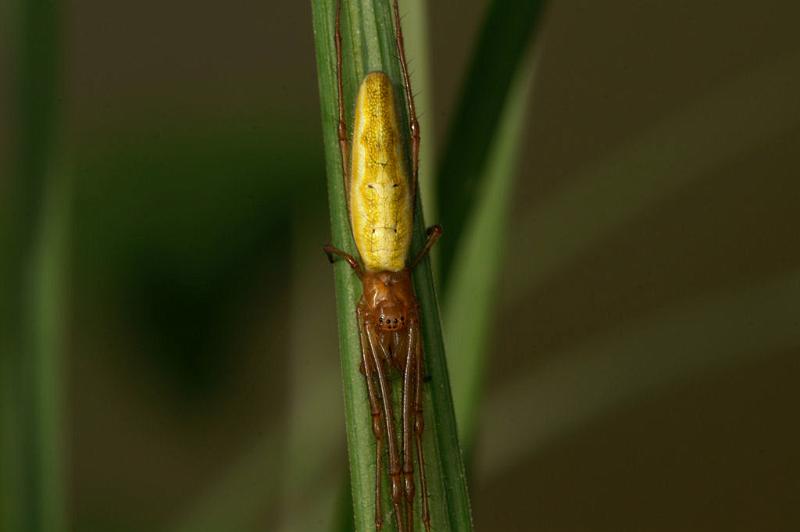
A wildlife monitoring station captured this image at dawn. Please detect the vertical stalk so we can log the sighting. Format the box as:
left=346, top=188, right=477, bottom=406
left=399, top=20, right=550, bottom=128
left=435, top=0, right=547, bottom=291
left=2, top=0, right=67, bottom=530
left=310, top=1, right=473, bottom=530
left=444, top=54, right=538, bottom=448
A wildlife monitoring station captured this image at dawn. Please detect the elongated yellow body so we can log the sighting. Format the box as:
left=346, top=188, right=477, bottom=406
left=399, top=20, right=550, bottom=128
left=350, top=72, right=413, bottom=272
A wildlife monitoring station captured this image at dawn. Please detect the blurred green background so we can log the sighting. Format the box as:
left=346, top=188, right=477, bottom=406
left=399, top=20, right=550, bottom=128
left=3, top=0, right=800, bottom=531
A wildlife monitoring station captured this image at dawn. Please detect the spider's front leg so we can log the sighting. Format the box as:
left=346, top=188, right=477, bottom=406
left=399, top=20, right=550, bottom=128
left=365, top=320, right=406, bottom=532
left=358, top=306, right=387, bottom=529
left=411, top=315, right=431, bottom=532
left=401, top=318, right=420, bottom=531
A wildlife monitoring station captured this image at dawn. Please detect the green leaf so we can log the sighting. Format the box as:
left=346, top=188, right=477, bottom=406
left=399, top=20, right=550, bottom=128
left=444, top=53, right=538, bottom=448
left=435, top=0, right=547, bottom=290
left=1, top=0, right=67, bottom=530
left=310, top=1, right=473, bottom=530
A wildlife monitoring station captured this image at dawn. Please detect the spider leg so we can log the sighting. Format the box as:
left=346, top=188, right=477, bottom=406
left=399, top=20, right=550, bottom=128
left=358, top=307, right=386, bottom=529
left=390, top=0, right=420, bottom=204
left=402, top=321, right=418, bottom=531
left=366, top=323, right=407, bottom=532
left=322, top=244, right=363, bottom=278
left=412, top=318, right=431, bottom=532
left=334, top=0, right=351, bottom=207
left=410, top=225, right=443, bottom=270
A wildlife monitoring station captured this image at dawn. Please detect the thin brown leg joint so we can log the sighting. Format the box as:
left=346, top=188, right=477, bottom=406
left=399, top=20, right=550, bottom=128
left=410, top=224, right=443, bottom=270
left=323, top=244, right=363, bottom=278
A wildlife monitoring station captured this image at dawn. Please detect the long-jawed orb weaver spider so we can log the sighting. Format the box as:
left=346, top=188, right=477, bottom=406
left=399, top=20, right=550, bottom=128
left=323, top=1, right=442, bottom=530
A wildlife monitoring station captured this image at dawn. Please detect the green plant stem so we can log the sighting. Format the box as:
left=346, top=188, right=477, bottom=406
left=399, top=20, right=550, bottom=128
left=310, top=1, right=473, bottom=530
left=2, top=0, right=66, bottom=530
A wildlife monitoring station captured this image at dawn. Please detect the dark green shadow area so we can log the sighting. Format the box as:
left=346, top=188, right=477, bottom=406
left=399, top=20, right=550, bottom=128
left=72, top=113, right=324, bottom=399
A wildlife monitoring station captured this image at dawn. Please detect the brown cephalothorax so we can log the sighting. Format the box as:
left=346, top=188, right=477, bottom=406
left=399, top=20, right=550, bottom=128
left=322, top=1, right=442, bottom=530
left=361, top=270, right=415, bottom=332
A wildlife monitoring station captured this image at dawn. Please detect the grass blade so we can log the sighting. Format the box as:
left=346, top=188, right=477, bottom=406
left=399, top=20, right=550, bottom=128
left=435, top=0, right=547, bottom=289
left=1, top=0, right=67, bottom=530
left=310, top=1, right=473, bottom=530
left=443, top=53, right=538, bottom=448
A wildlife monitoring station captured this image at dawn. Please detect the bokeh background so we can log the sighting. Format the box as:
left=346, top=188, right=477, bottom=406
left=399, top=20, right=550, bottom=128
left=3, top=0, right=800, bottom=531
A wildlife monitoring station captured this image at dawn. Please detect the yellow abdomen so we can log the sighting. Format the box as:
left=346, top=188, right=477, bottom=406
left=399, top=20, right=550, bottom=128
left=350, top=72, right=413, bottom=272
